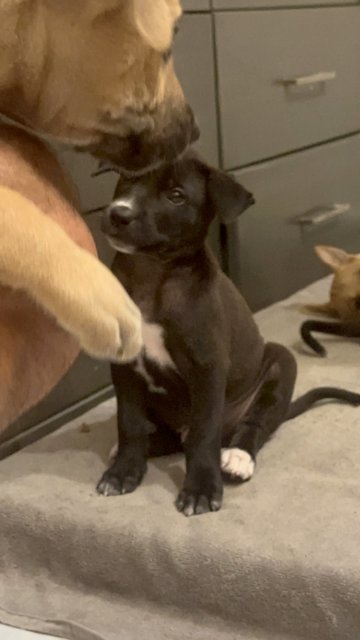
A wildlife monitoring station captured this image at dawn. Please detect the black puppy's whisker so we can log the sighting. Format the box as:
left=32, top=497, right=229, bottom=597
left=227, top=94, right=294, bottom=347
left=83, top=206, right=105, bottom=217
left=91, top=167, right=119, bottom=178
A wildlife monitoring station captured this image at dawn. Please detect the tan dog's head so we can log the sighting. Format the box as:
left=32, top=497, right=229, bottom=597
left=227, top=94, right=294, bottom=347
left=309, top=245, right=360, bottom=323
left=2, top=0, right=199, bottom=173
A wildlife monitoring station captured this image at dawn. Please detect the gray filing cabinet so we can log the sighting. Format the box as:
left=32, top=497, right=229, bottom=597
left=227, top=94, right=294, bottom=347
left=214, top=0, right=354, bottom=7
left=217, top=2, right=360, bottom=310
left=3, top=0, right=360, bottom=450
left=229, top=135, right=360, bottom=310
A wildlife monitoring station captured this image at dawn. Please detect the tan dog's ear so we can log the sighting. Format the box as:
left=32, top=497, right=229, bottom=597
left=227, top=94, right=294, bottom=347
left=314, top=245, right=353, bottom=271
left=132, top=0, right=181, bottom=51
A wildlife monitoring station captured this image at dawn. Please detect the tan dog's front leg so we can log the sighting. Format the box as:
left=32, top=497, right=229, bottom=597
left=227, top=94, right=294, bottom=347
left=0, top=187, right=142, bottom=362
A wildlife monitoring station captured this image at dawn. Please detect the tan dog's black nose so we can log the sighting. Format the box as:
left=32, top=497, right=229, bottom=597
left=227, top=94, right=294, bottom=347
left=108, top=202, right=135, bottom=227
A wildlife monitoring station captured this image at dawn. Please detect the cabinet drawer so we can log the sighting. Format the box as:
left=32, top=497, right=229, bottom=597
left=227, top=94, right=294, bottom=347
left=214, top=1, right=353, bottom=8
left=174, top=14, right=218, bottom=166
left=216, top=7, right=360, bottom=169
left=182, top=0, right=210, bottom=10
left=228, top=135, right=360, bottom=311
left=58, top=148, right=117, bottom=213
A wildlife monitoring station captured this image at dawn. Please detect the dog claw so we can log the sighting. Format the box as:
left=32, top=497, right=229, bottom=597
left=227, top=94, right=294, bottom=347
left=97, top=479, right=122, bottom=497
left=176, top=490, right=223, bottom=517
left=184, top=504, right=195, bottom=517
left=97, top=468, right=143, bottom=496
left=175, top=491, right=186, bottom=512
left=210, top=500, right=221, bottom=512
left=195, top=495, right=210, bottom=515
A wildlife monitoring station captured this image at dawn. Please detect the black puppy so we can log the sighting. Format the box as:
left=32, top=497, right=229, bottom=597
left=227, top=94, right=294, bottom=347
left=98, top=151, right=360, bottom=516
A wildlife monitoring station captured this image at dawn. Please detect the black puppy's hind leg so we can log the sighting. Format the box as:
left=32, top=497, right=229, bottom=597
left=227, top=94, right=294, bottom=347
left=97, top=365, right=152, bottom=496
left=222, top=343, right=296, bottom=483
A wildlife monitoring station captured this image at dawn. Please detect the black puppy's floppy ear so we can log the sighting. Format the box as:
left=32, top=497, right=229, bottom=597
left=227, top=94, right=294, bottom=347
left=207, top=168, right=255, bottom=224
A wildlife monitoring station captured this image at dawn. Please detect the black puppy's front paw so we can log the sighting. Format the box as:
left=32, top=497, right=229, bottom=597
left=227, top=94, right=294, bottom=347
left=96, top=456, right=146, bottom=497
left=176, top=466, right=223, bottom=517
left=176, top=489, right=222, bottom=516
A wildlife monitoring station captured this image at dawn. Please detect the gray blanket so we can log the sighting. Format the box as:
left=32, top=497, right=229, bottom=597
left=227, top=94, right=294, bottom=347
left=1, top=277, right=360, bottom=640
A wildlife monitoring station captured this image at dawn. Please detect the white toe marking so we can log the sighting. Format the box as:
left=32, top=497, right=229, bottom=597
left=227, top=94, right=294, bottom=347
left=221, top=448, right=255, bottom=480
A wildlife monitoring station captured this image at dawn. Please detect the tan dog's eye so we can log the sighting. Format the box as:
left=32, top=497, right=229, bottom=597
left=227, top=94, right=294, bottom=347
left=354, top=296, right=360, bottom=310
left=161, top=23, right=178, bottom=63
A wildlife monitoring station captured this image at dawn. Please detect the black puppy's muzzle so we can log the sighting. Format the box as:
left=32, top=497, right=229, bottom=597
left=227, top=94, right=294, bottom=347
left=108, top=202, right=136, bottom=228
left=101, top=202, right=137, bottom=238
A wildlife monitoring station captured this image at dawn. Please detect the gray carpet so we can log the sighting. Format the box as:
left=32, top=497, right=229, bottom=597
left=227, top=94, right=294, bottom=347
left=1, top=277, right=360, bottom=640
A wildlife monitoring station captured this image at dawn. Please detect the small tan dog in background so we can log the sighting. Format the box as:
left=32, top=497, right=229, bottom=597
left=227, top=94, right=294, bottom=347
left=304, top=245, right=360, bottom=323
left=301, top=245, right=360, bottom=356
left=0, top=0, right=197, bottom=430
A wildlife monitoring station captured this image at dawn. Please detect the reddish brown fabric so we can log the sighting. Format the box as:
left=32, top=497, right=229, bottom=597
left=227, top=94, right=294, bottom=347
left=0, top=124, right=96, bottom=431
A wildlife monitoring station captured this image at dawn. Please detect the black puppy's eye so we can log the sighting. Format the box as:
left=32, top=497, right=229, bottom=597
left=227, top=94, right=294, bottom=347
left=166, top=188, right=186, bottom=205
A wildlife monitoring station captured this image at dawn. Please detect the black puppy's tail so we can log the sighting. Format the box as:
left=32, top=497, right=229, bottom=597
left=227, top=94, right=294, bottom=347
left=301, top=320, right=360, bottom=357
left=287, top=387, right=360, bottom=420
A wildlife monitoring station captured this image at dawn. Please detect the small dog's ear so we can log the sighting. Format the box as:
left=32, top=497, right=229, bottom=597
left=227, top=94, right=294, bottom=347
left=132, top=0, right=181, bottom=52
left=207, top=169, right=255, bottom=224
left=315, top=245, right=353, bottom=271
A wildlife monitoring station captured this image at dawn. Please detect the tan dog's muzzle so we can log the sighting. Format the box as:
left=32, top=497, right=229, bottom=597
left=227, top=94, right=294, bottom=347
left=0, top=0, right=198, bottom=174
left=83, top=103, right=199, bottom=175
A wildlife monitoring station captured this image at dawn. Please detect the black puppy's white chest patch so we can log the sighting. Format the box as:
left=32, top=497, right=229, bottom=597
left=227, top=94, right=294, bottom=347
left=134, top=319, right=177, bottom=393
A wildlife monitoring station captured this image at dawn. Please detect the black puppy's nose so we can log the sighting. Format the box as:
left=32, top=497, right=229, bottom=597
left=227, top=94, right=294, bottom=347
left=108, top=202, right=135, bottom=227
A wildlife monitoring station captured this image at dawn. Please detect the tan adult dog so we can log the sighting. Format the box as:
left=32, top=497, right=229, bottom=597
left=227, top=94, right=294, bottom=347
left=0, top=0, right=197, bottom=430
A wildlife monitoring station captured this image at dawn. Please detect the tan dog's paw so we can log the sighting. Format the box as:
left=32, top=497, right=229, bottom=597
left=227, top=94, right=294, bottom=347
left=78, top=273, right=143, bottom=362
left=49, top=248, right=143, bottom=362
left=76, top=258, right=142, bottom=362
left=0, top=187, right=142, bottom=362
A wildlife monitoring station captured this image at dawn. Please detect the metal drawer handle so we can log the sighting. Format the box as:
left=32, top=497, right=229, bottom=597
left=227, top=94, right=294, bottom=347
left=280, top=71, right=337, bottom=87
left=296, top=203, right=351, bottom=226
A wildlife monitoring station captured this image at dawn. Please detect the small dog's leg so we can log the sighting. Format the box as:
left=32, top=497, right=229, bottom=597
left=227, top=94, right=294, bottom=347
left=108, top=422, right=182, bottom=462
left=220, top=447, right=255, bottom=482
left=176, top=369, right=225, bottom=517
left=222, top=343, right=296, bottom=482
left=97, top=365, right=151, bottom=496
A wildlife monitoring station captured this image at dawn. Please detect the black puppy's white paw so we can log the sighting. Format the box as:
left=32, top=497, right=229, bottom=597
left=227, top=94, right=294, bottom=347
left=221, top=448, right=255, bottom=481
left=97, top=459, right=146, bottom=496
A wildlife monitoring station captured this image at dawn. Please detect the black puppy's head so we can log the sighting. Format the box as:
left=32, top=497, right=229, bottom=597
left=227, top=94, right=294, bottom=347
left=102, top=151, right=254, bottom=258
